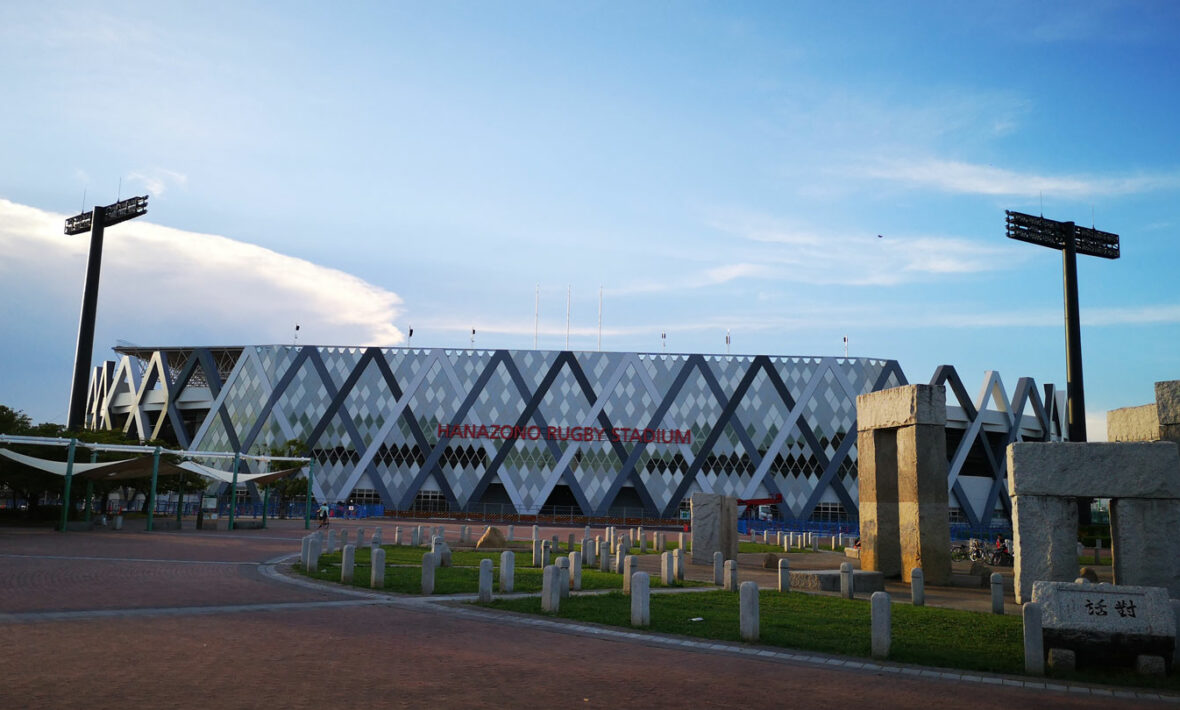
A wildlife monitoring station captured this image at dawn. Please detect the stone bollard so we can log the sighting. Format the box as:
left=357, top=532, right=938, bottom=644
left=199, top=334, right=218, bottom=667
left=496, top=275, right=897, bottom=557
left=301, top=536, right=311, bottom=567
left=372, top=528, right=383, bottom=547
left=783, top=537, right=791, bottom=553
left=623, top=556, right=637, bottom=594
left=326, top=529, right=338, bottom=554
left=581, top=537, right=593, bottom=566
left=762, top=530, right=770, bottom=544
left=840, top=562, right=854, bottom=599
left=1022, top=602, right=1044, bottom=675
left=871, top=592, right=891, bottom=659
left=541, top=565, right=561, bottom=612
left=532, top=524, right=539, bottom=542
left=599, top=544, right=610, bottom=572
left=655, top=532, right=665, bottom=553
left=341, top=544, right=356, bottom=584
left=557, top=558, right=570, bottom=599
left=776, top=531, right=783, bottom=547
left=356, top=528, right=366, bottom=548
left=615, top=546, right=626, bottom=574
left=421, top=552, right=435, bottom=594
left=543, top=540, right=553, bottom=567
left=340, top=529, right=350, bottom=547
left=713, top=551, right=724, bottom=586
left=584, top=525, right=591, bottom=540
left=308, top=536, right=321, bottom=571
left=460, top=525, right=469, bottom=544
left=568, top=533, right=575, bottom=552
left=910, top=568, right=925, bottom=607
left=617, top=535, right=630, bottom=556
left=778, top=558, right=790, bottom=592
left=724, top=560, right=738, bottom=591
left=394, top=526, right=402, bottom=546
left=740, top=581, right=760, bottom=641
left=660, top=552, right=674, bottom=586
left=478, top=558, right=494, bottom=603
left=990, top=573, right=1004, bottom=614
left=674, top=548, right=684, bottom=581
left=638, top=526, right=647, bottom=552
left=507, top=524, right=514, bottom=542
left=631, top=572, right=651, bottom=627
left=411, top=526, right=420, bottom=547
left=500, top=550, right=515, bottom=593
left=552, top=535, right=560, bottom=553
left=532, top=539, right=543, bottom=567
left=371, top=548, right=386, bottom=589
left=679, top=532, right=687, bottom=552
left=570, top=551, right=582, bottom=590
left=811, top=535, right=818, bottom=552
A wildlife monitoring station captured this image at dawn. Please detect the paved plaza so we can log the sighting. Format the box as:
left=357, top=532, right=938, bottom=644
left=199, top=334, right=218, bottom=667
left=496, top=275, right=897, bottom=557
left=0, top=519, right=1172, bottom=709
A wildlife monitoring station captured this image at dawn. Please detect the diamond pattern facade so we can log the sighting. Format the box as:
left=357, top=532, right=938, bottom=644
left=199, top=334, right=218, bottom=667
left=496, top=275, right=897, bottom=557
left=88, top=345, right=1064, bottom=525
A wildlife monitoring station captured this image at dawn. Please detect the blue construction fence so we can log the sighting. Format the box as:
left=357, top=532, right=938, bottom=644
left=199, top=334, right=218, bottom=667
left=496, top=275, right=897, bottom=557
left=102, top=499, right=385, bottom=520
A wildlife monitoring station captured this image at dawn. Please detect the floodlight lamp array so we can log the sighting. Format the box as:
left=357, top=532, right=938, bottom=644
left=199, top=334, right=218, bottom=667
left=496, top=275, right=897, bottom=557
left=63, top=195, right=149, bottom=235
left=1005, top=210, right=1120, bottom=260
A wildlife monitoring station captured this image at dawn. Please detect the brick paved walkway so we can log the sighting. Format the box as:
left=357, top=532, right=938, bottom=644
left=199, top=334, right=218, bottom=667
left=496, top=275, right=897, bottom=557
left=0, top=520, right=1172, bottom=709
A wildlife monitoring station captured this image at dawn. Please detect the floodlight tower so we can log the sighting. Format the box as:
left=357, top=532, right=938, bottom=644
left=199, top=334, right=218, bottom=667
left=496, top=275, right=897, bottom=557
left=1006, top=210, right=1120, bottom=524
left=64, top=195, right=149, bottom=431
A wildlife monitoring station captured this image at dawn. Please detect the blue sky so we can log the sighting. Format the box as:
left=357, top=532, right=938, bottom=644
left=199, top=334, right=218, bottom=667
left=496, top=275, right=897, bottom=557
left=1, top=1, right=1177, bottom=433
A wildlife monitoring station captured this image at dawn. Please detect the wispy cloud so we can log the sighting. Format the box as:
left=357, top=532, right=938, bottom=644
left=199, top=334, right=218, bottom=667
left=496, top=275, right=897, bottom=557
left=0, top=199, right=404, bottom=346
left=859, top=157, right=1180, bottom=199
left=125, top=168, right=188, bottom=197
left=613, top=262, right=775, bottom=295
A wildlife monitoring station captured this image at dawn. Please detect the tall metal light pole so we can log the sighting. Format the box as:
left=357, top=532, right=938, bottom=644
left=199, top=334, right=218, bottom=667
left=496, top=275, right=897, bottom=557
left=63, top=195, right=149, bottom=431
left=1006, top=210, right=1120, bottom=524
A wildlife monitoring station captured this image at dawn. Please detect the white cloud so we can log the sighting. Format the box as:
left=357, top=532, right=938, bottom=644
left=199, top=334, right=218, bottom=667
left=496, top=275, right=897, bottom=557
left=0, top=198, right=404, bottom=347
left=613, top=261, right=775, bottom=295
left=125, top=168, right=188, bottom=197
left=859, top=157, right=1180, bottom=199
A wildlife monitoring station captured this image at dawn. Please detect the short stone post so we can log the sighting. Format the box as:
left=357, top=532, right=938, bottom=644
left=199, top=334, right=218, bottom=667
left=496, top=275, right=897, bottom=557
left=623, top=556, right=637, bottom=594
left=674, top=548, right=684, bottom=581
left=394, top=526, right=402, bottom=545
left=910, top=568, right=924, bottom=606
left=679, top=532, right=687, bottom=552
left=581, top=537, right=593, bottom=566
left=778, top=558, right=790, bottom=592
left=654, top=532, right=665, bottom=553
left=782, top=537, right=791, bottom=553
left=326, top=529, right=338, bottom=554
left=371, top=547, right=386, bottom=589
left=660, top=552, right=674, bottom=585
left=740, top=581, right=759, bottom=642
left=724, top=560, right=738, bottom=591
left=615, top=545, right=626, bottom=574
left=478, top=558, right=494, bottom=602
left=840, top=562, right=854, bottom=599
left=811, top=535, right=818, bottom=552
left=507, top=524, right=514, bottom=542
left=307, top=536, right=321, bottom=571
left=990, top=573, right=1004, bottom=614
left=499, top=550, right=515, bottom=593
left=356, top=528, right=366, bottom=548
left=776, top=531, right=783, bottom=547
left=532, top=524, right=539, bottom=542
left=340, top=529, right=350, bottom=547
left=871, top=591, right=891, bottom=659
left=542, top=539, right=552, bottom=567
left=631, top=572, right=651, bottom=627
left=421, top=552, right=436, bottom=594
left=460, top=525, right=469, bottom=544
left=713, top=551, right=724, bottom=586
left=532, top=539, right=543, bottom=567
left=570, top=551, right=582, bottom=590
left=568, top=533, right=575, bottom=552
left=1022, top=602, right=1044, bottom=675
left=638, top=526, right=647, bottom=552
left=557, top=558, right=570, bottom=599
left=599, top=545, right=610, bottom=572
left=341, top=544, right=356, bottom=584
left=301, top=536, right=311, bottom=567
left=552, top=534, right=559, bottom=553
left=411, top=526, right=420, bottom=547
left=541, top=565, right=560, bottom=612
left=371, top=527, right=382, bottom=546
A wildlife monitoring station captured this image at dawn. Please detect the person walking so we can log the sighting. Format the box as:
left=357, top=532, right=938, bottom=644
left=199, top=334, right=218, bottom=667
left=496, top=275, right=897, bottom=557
left=318, top=502, right=330, bottom=528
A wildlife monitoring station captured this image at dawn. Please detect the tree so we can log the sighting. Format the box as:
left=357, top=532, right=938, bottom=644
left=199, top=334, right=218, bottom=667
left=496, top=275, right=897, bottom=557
left=259, top=439, right=310, bottom=518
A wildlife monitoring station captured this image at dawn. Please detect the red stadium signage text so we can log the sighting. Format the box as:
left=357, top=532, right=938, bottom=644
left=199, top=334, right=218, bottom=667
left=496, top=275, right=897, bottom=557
left=436, top=424, right=691, bottom=445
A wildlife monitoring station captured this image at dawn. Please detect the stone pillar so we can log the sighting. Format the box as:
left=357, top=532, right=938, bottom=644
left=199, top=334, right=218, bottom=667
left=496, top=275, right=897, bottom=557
left=356, top=528, right=366, bottom=548
left=340, top=529, right=350, bottom=547
left=581, top=537, right=593, bottom=567
left=569, top=551, right=582, bottom=590
left=477, top=558, right=493, bottom=602
left=500, top=550, right=515, bottom=593
left=507, top=524, right=514, bottom=542
left=394, top=526, right=402, bottom=546
left=678, top=532, right=687, bottom=552
left=542, top=540, right=552, bottom=567
left=623, top=556, right=637, bottom=594
left=568, top=533, right=576, bottom=553
left=460, top=525, right=469, bottom=543
left=300, top=536, right=311, bottom=567
left=910, top=568, right=924, bottom=607
left=856, top=385, right=949, bottom=583
left=532, top=539, right=543, bottom=567
left=673, top=548, right=684, bottom=581
left=660, top=552, right=674, bottom=586
left=638, top=527, right=647, bottom=552
left=372, top=527, right=382, bottom=546
left=1111, top=497, right=1180, bottom=598
left=713, top=552, right=723, bottom=586
left=723, top=560, right=738, bottom=591
left=421, top=552, right=435, bottom=594
left=541, top=565, right=560, bottom=612
left=615, top=546, right=626, bottom=574
left=840, top=562, right=854, bottom=599
left=778, top=558, right=790, bottom=593
left=371, top=548, right=386, bottom=589
left=871, top=592, right=891, bottom=659
left=1022, top=602, right=1044, bottom=676
left=411, top=526, right=420, bottom=547
left=599, top=545, right=610, bottom=572
left=341, top=544, right=356, bottom=584
left=1011, top=494, right=1078, bottom=604
left=326, top=529, right=338, bottom=554
left=739, top=581, right=759, bottom=642
left=690, top=493, right=738, bottom=565
left=557, top=558, right=570, bottom=599
left=990, top=573, right=1004, bottom=614
left=631, top=572, right=651, bottom=626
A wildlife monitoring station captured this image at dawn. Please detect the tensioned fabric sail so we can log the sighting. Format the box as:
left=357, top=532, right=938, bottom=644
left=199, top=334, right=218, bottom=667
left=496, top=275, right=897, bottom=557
left=0, top=448, right=303, bottom=484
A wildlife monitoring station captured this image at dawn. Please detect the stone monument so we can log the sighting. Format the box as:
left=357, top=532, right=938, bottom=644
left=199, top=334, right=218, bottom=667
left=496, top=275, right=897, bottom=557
left=690, top=492, right=738, bottom=566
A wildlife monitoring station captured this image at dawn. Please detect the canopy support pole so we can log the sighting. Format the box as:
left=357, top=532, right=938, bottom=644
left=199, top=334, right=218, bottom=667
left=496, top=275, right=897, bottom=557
left=59, top=439, right=77, bottom=533
left=84, top=450, right=96, bottom=523
left=304, top=459, right=315, bottom=531
left=146, top=447, right=160, bottom=532
left=228, top=453, right=241, bottom=531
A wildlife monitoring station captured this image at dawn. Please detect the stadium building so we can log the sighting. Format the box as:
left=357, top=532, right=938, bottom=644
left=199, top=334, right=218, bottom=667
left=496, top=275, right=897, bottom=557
left=84, top=345, right=1066, bottom=526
